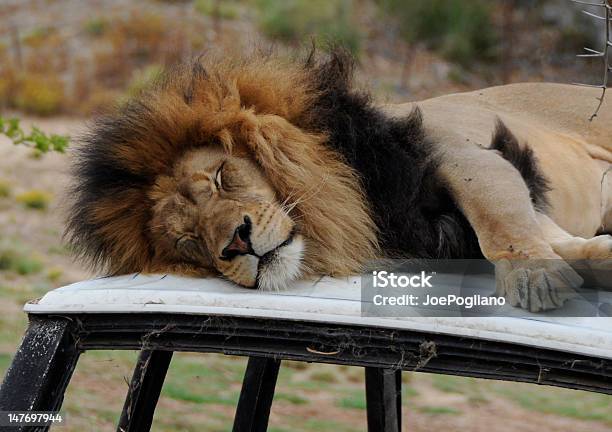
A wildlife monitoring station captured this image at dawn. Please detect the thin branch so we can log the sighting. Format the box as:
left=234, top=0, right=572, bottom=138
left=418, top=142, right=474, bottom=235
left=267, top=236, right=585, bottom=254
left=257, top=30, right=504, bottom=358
left=591, top=87, right=607, bottom=121
left=573, top=0, right=611, bottom=121
left=573, top=0, right=609, bottom=5
left=581, top=9, right=608, bottom=20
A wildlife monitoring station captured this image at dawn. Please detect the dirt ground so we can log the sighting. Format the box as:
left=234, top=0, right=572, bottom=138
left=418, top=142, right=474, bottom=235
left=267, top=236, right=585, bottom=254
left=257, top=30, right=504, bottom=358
left=0, top=117, right=610, bottom=431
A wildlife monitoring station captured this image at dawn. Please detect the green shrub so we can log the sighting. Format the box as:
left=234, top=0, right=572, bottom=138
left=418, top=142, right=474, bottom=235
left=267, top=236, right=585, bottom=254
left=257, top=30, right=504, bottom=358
left=0, top=246, right=43, bottom=275
left=337, top=392, right=366, bottom=410
left=47, top=267, right=63, bottom=283
left=84, top=17, right=109, bottom=37
left=379, top=0, right=497, bottom=67
left=256, top=0, right=361, bottom=55
left=419, top=406, right=462, bottom=416
left=14, top=256, right=43, bottom=275
left=195, top=0, right=240, bottom=20
left=0, top=180, right=11, bottom=198
left=16, top=190, right=51, bottom=210
left=14, top=74, right=64, bottom=116
left=0, top=248, right=19, bottom=271
left=310, top=370, right=337, bottom=383
left=275, top=393, right=308, bottom=405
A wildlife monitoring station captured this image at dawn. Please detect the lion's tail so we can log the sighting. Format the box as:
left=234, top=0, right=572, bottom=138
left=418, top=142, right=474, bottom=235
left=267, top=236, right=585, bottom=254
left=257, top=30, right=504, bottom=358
left=490, top=119, right=551, bottom=212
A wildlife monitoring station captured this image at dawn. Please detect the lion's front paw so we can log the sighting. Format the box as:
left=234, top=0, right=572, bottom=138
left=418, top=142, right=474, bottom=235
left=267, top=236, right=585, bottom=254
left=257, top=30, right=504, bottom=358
left=494, top=260, right=583, bottom=312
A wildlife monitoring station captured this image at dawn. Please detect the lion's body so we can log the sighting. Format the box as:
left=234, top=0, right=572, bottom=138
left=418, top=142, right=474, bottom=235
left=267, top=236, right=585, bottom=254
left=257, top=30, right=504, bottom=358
left=385, top=83, right=612, bottom=240
left=66, top=51, right=612, bottom=311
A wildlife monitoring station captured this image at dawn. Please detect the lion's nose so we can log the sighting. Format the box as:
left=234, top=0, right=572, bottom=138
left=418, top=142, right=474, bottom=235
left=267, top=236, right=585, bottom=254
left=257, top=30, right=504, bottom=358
left=220, top=215, right=253, bottom=260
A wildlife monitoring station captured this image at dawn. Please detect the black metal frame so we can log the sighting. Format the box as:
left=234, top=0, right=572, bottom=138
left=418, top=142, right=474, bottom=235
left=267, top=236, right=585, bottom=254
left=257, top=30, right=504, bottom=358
left=233, top=357, right=281, bottom=432
left=117, top=349, right=173, bottom=432
left=1, top=313, right=611, bottom=431
left=365, top=368, right=402, bottom=432
left=0, top=318, right=80, bottom=415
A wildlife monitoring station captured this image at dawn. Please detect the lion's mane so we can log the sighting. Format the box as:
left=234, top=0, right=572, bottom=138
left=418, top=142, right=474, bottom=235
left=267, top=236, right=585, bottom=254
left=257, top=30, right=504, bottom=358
left=66, top=48, right=487, bottom=279
left=66, top=50, right=382, bottom=277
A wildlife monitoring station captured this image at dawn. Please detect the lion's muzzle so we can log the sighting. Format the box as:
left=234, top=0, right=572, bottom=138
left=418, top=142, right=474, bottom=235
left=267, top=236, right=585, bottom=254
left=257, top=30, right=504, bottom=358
left=220, top=215, right=255, bottom=260
left=214, top=207, right=304, bottom=290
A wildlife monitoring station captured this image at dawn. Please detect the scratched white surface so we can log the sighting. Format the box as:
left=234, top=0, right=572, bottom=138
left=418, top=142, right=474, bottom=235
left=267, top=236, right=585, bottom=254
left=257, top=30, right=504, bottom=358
left=24, top=274, right=612, bottom=360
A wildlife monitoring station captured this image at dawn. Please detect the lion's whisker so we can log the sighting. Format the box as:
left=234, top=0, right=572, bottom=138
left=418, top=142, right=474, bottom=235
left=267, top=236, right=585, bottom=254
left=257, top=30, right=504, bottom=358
left=278, top=172, right=332, bottom=219
left=285, top=174, right=330, bottom=211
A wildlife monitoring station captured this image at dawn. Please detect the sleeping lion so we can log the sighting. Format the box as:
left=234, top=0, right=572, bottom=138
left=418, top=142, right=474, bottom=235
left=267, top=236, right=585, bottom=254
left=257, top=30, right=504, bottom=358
left=66, top=50, right=612, bottom=312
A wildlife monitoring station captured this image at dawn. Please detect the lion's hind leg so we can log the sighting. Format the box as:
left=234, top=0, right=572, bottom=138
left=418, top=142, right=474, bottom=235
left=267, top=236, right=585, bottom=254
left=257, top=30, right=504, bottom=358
left=537, top=213, right=612, bottom=260
left=551, top=235, right=612, bottom=260
left=537, top=213, right=612, bottom=290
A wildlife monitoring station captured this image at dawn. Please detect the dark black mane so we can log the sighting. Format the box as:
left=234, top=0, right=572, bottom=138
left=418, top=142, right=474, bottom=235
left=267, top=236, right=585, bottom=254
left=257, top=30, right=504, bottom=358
left=304, top=50, right=483, bottom=259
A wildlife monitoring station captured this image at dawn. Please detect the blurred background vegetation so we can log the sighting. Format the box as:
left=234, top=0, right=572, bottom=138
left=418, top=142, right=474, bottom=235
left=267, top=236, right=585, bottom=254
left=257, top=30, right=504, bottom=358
left=1, top=1, right=611, bottom=431
left=0, top=0, right=605, bottom=117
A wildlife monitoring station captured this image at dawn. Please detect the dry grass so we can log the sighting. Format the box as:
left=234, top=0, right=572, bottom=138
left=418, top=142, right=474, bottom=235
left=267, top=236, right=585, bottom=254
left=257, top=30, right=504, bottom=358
left=0, top=0, right=599, bottom=116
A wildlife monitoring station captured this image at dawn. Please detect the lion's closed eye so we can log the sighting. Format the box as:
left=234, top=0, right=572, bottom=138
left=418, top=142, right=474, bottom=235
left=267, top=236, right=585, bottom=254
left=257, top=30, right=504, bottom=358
left=217, top=162, right=246, bottom=191
left=176, top=235, right=207, bottom=261
left=213, top=163, right=224, bottom=191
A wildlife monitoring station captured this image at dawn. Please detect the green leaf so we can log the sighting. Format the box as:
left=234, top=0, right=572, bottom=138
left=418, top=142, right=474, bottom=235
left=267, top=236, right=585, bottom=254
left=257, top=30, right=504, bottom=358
left=6, top=118, right=22, bottom=140
left=0, top=115, right=69, bottom=154
left=50, top=135, right=68, bottom=153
